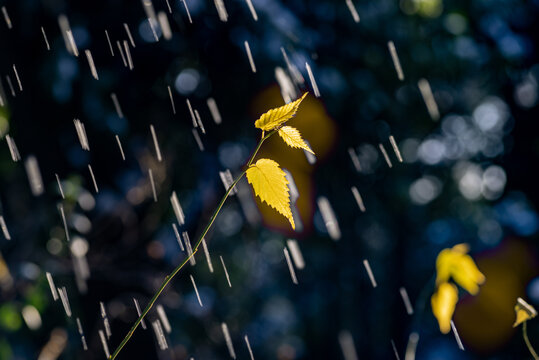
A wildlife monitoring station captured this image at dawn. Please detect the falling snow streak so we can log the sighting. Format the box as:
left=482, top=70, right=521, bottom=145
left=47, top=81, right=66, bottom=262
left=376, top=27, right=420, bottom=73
left=66, top=30, right=79, bottom=57
left=158, top=12, right=172, bottom=40
left=404, top=332, right=419, bottom=360
left=124, top=40, right=134, bottom=70
left=58, top=286, right=72, bottom=317
left=167, top=86, right=176, bottom=114
left=133, top=298, right=147, bottom=329
left=5, top=75, right=15, bottom=97
left=76, top=318, right=88, bottom=350
left=399, top=287, right=414, bottom=315
left=391, top=339, right=401, bottom=360
left=156, top=305, right=172, bottom=334
left=58, top=204, right=70, bottom=242
left=2, top=6, right=12, bottom=29
left=12, top=65, right=22, bottom=91
left=181, top=0, right=193, bottom=24
left=190, top=274, right=203, bottom=307
left=345, top=0, right=360, bottom=23
left=220, top=255, right=232, bottom=287
left=363, top=259, right=377, bottom=288
left=85, top=50, right=99, bottom=80
left=46, top=273, right=59, bottom=301
left=280, top=47, right=304, bottom=85
left=388, top=41, right=404, bottom=81
left=389, top=135, right=403, bottom=162
left=172, top=223, right=185, bottom=251
left=88, top=165, right=99, bottom=193
left=286, top=239, right=305, bottom=269
left=117, top=41, right=127, bottom=67
left=55, top=174, right=65, bottom=199
left=150, top=124, right=163, bottom=162
left=244, top=41, right=257, bottom=73
left=348, top=148, right=361, bottom=171
left=244, top=0, right=258, bottom=20
left=221, top=322, right=236, bottom=359
left=194, top=109, right=205, bottom=134
left=379, top=143, right=393, bottom=168
left=351, top=186, right=366, bottom=212
left=305, top=62, right=321, bottom=97
left=186, top=99, right=197, bottom=127
left=149, top=169, right=157, bottom=201
left=152, top=320, right=168, bottom=350
left=183, top=231, right=196, bottom=266
left=147, top=18, right=159, bottom=42
left=165, top=0, right=172, bottom=13
left=418, top=78, right=440, bottom=121
left=24, top=156, right=44, bottom=196
left=244, top=335, right=255, bottom=360
left=207, top=97, right=222, bottom=124
left=192, top=128, right=205, bottom=151
left=219, top=170, right=237, bottom=194
left=115, top=135, right=126, bottom=161
left=123, top=23, right=136, bottom=47
left=317, top=196, right=341, bottom=240
left=105, top=30, right=114, bottom=56
left=74, top=119, right=90, bottom=151
left=451, top=321, right=465, bottom=350
left=0, top=216, right=11, bottom=240
left=214, top=0, right=229, bottom=22
left=111, top=93, right=124, bottom=118
left=201, top=238, right=213, bottom=272
left=100, top=302, right=112, bottom=339
left=41, top=26, right=51, bottom=50
left=5, top=134, right=21, bottom=161
left=283, top=248, right=298, bottom=284
left=338, top=330, right=359, bottom=360
left=99, top=330, right=111, bottom=358
left=170, top=191, right=186, bottom=225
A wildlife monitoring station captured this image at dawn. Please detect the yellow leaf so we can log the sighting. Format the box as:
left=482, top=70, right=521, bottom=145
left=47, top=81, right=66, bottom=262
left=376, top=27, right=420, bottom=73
left=254, top=93, right=308, bottom=131
left=513, top=297, right=537, bottom=327
left=435, top=243, right=485, bottom=295
left=246, top=159, right=295, bottom=229
left=278, top=126, right=314, bottom=154
left=431, top=282, right=458, bottom=334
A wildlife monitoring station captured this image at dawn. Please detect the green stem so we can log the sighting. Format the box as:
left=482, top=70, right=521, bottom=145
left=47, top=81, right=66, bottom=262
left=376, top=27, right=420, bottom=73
left=523, top=321, right=539, bottom=360
left=109, top=130, right=275, bottom=359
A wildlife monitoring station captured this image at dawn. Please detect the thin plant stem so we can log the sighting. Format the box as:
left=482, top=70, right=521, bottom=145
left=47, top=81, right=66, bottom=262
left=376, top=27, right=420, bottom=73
left=110, top=131, right=274, bottom=359
left=523, top=321, right=539, bottom=360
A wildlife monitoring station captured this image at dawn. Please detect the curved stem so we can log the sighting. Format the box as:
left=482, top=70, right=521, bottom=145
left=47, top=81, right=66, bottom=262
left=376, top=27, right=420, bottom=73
left=523, top=321, right=539, bottom=360
left=110, top=130, right=277, bottom=359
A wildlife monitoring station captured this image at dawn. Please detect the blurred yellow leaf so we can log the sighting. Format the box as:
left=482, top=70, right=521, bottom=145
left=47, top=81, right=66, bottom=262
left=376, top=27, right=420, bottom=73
left=246, top=159, right=295, bottom=229
left=513, top=297, right=537, bottom=327
left=278, top=126, right=314, bottom=154
left=254, top=93, right=307, bottom=131
left=436, top=243, right=485, bottom=295
left=432, top=282, right=458, bottom=334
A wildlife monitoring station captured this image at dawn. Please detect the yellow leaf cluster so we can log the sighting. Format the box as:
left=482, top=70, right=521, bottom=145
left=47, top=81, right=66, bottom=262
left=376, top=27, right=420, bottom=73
left=254, top=93, right=308, bottom=131
left=246, top=159, right=295, bottom=229
left=431, top=243, right=485, bottom=334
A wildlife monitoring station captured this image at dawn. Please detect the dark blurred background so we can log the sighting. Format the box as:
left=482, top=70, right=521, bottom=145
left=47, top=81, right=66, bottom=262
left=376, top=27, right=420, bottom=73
left=0, top=0, right=539, bottom=359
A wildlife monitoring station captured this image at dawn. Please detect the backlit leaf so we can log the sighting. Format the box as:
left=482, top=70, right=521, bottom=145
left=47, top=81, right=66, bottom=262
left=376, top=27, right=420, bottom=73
left=254, top=93, right=307, bottom=131
left=278, top=126, right=314, bottom=154
left=246, top=159, right=295, bottom=229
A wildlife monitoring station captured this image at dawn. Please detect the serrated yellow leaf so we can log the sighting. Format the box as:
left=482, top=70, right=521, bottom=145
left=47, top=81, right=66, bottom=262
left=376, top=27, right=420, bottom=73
left=254, top=93, right=308, bottom=131
left=278, top=126, right=314, bottom=154
left=246, top=159, right=295, bottom=229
